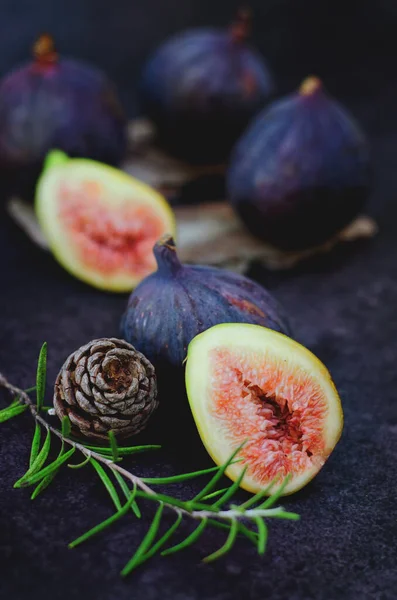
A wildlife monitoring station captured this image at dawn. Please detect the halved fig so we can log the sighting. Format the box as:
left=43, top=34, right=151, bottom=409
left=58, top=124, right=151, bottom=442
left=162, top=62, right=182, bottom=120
left=35, top=150, right=176, bottom=292
left=185, top=323, right=343, bottom=495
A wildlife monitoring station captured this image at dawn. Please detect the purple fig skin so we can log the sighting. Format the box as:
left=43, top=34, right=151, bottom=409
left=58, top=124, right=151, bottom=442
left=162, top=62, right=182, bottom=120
left=227, top=77, right=371, bottom=250
left=140, top=18, right=274, bottom=165
left=0, top=37, right=126, bottom=198
left=120, top=236, right=291, bottom=368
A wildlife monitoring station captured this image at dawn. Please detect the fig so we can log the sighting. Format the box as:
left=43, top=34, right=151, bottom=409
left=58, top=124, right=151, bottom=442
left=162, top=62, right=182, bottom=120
left=227, top=76, right=371, bottom=250
left=140, top=10, right=274, bottom=164
left=121, top=235, right=290, bottom=369
left=35, top=150, right=176, bottom=292
left=186, top=323, right=343, bottom=495
left=0, top=34, right=127, bottom=199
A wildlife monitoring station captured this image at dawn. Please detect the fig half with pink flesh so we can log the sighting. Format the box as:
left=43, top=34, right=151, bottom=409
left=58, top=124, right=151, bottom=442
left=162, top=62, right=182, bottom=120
left=35, top=150, right=175, bottom=292
left=185, top=323, right=343, bottom=495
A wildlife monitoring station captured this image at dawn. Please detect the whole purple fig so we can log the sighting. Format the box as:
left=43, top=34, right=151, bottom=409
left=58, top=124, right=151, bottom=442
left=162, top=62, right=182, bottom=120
left=121, top=235, right=290, bottom=368
left=140, top=10, right=274, bottom=165
left=0, top=34, right=127, bottom=199
left=227, top=76, right=371, bottom=250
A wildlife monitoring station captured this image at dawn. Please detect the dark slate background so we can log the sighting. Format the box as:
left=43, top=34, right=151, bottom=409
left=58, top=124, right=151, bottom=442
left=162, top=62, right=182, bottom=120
left=1, top=1, right=397, bottom=599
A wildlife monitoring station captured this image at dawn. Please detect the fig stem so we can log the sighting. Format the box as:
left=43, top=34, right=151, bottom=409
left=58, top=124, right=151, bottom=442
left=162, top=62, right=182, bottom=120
left=153, top=235, right=183, bottom=276
left=230, top=7, right=252, bottom=43
left=43, top=149, right=69, bottom=172
left=299, top=76, right=322, bottom=96
left=33, top=33, right=58, bottom=65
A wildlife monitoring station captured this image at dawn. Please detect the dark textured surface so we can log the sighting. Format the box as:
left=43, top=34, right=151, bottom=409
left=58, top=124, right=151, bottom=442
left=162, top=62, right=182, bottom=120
left=1, top=2, right=397, bottom=599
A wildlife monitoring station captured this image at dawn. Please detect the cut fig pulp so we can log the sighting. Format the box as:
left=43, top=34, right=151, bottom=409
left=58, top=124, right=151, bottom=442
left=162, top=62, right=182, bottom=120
left=186, top=324, right=343, bottom=495
left=35, top=151, right=176, bottom=292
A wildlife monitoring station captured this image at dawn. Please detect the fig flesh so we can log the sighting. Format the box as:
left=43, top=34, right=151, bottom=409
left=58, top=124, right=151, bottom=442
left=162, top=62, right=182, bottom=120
left=121, top=236, right=290, bottom=368
left=227, top=76, right=371, bottom=250
left=0, top=34, right=126, bottom=199
left=186, top=323, right=343, bottom=495
left=140, top=11, right=274, bottom=164
left=35, top=151, right=175, bottom=292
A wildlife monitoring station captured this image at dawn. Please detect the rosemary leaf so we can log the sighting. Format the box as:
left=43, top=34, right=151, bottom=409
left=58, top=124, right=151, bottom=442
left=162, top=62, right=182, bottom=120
left=135, top=490, right=187, bottom=510
left=69, top=493, right=137, bottom=548
left=254, top=517, right=268, bottom=555
left=203, top=518, right=238, bottom=563
left=117, top=444, right=161, bottom=456
left=31, top=433, right=62, bottom=498
left=24, top=386, right=37, bottom=393
left=0, top=403, right=27, bottom=422
left=206, top=519, right=258, bottom=545
left=61, top=415, right=71, bottom=438
left=193, top=441, right=246, bottom=502
left=29, top=423, right=41, bottom=467
left=36, top=342, right=47, bottom=411
left=141, top=465, right=220, bottom=485
left=237, top=522, right=259, bottom=544
left=31, top=437, right=68, bottom=500
left=202, top=488, right=230, bottom=501
left=213, top=467, right=248, bottom=509
left=19, top=448, right=75, bottom=487
left=206, top=518, right=232, bottom=532
left=161, top=518, right=208, bottom=557
left=204, top=519, right=254, bottom=545
left=108, top=431, right=119, bottom=462
left=84, top=444, right=161, bottom=456
left=121, top=503, right=164, bottom=576
left=14, top=429, right=51, bottom=488
left=127, top=513, right=182, bottom=571
left=269, top=510, right=300, bottom=521
left=31, top=470, right=58, bottom=500
left=91, top=459, right=122, bottom=510
left=237, top=478, right=277, bottom=511
left=112, top=471, right=141, bottom=518
left=184, top=500, right=220, bottom=512
left=134, top=489, right=214, bottom=513
left=68, top=455, right=92, bottom=469
left=259, top=475, right=292, bottom=510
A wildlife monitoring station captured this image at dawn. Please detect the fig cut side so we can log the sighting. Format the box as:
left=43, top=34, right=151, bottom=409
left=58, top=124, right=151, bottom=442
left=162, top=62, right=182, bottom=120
left=186, top=324, right=343, bottom=495
left=35, top=152, right=175, bottom=291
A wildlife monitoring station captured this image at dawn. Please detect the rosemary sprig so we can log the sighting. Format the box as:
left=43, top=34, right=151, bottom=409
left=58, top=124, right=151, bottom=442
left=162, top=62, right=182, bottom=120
left=0, top=343, right=300, bottom=576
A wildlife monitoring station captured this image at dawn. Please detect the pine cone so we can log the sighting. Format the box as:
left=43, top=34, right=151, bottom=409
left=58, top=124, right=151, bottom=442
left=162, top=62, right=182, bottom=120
left=53, top=338, right=158, bottom=441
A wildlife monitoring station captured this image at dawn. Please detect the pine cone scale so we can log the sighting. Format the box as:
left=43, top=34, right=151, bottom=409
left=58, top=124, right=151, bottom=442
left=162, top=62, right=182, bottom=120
left=75, top=390, right=99, bottom=415
left=68, top=410, right=92, bottom=432
left=73, top=342, right=92, bottom=364
left=62, top=374, right=76, bottom=406
left=74, top=359, right=87, bottom=385
left=80, top=373, right=92, bottom=397
left=122, top=401, right=146, bottom=416
left=100, top=415, right=132, bottom=429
